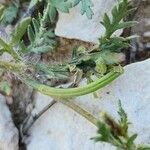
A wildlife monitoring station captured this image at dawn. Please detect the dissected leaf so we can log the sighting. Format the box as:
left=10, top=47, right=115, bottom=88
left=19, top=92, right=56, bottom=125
left=117, top=21, right=138, bottom=30
left=48, top=0, right=94, bottom=20
left=99, top=0, right=137, bottom=53
left=11, top=17, right=31, bottom=45
left=73, top=0, right=94, bottom=19
left=49, top=0, right=72, bottom=13
left=92, top=122, right=112, bottom=142
left=48, top=5, right=57, bottom=22
left=126, top=134, right=137, bottom=149
left=27, top=24, right=35, bottom=43
left=0, top=2, right=19, bottom=25
left=92, top=101, right=150, bottom=150
left=100, top=36, right=130, bottom=52
left=35, top=63, right=69, bottom=80
left=28, top=0, right=41, bottom=9
left=27, top=14, right=57, bottom=54
left=118, top=100, right=128, bottom=136
left=0, top=37, right=10, bottom=50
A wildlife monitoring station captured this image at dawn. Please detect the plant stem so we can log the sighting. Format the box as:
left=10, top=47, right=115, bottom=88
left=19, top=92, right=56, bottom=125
left=20, top=100, right=57, bottom=139
left=21, top=99, right=98, bottom=139
left=0, top=61, right=123, bottom=98
left=0, top=61, right=25, bottom=72
left=0, top=38, right=21, bottom=61
left=24, top=70, right=122, bottom=98
left=0, top=60, right=122, bottom=127
left=61, top=100, right=98, bottom=126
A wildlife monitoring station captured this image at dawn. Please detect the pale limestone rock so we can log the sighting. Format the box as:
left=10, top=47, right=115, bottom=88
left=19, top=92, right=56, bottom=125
left=144, top=31, right=150, bottom=38
left=26, top=59, right=150, bottom=149
left=26, top=102, right=116, bottom=150
left=75, top=59, right=150, bottom=145
left=0, top=52, right=13, bottom=61
left=55, top=0, right=121, bottom=43
left=0, top=94, right=19, bottom=150
left=0, top=0, right=5, bottom=4
left=31, top=92, right=54, bottom=116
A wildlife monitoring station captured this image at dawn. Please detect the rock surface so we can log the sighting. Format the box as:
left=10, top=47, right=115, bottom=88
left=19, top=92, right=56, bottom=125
left=0, top=94, right=19, bottom=150
left=26, top=59, right=150, bottom=150
left=0, top=0, right=5, bottom=4
left=55, top=0, right=121, bottom=43
left=129, top=0, right=150, bottom=63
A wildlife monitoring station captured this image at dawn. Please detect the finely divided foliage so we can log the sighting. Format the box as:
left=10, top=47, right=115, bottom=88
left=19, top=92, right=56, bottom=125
left=100, top=0, right=138, bottom=52
left=92, top=101, right=150, bottom=150
left=27, top=11, right=57, bottom=53
left=0, top=1, right=150, bottom=149
left=0, top=0, right=139, bottom=98
left=0, top=1, right=19, bottom=25
left=48, top=0, right=93, bottom=20
left=72, top=0, right=94, bottom=19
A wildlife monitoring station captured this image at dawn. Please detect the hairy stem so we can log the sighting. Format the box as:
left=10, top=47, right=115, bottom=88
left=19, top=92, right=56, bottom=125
left=0, top=61, right=25, bottom=72
left=0, top=61, right=123, bottom=98
left=0, top=38, right=21, bottom=61
left=0, top=60, right=123, bottom=127
left=24, top=71, right=122, bottom=98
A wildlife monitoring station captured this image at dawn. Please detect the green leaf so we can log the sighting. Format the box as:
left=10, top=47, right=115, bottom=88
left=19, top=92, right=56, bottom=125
left=100, top=36, right=130, bottom=52
left=101, top=13, right=111, bottom=29
left=73, top=0, right=94, bottom=19
left=0, top=48, right=5, bottom=55
left=99, top=0, right=137, bottom=53
left=49, top=0, right=72, bottom=13
left=30, top=45, right=51, bottom=53
left=118, top=100, right=128, bottom=136
left=116, top=21, right=138, bottom=30
left=28, top=0, right=41, bottom=10
left=92, top=100, right=150, bottom=150
left=100, top=0, right=133, bottom=39
left=19, top=41, right=28, bottom=53
left=80, top=0, right=93, bottom=19
left=35, top=63, right=69, bottom=80
left=0, top=1, right=19, bottom=25
left=126, top=134, right=137, bottom=149
left=100, top=51, right=119, bottom=65
left=27, top=25, right=35, bottom=43
left=11, top=17, right=31, bottom=45
left=32, top=18, right=40, bottom=34
left=0, top=80, right=11, bottom=96
left=27, top=13, right=57, bottom=54
left=0, top=37, right=10, bottom=50
left=92, top=121, right=112, bottom=142
left=0, top=37, right=21, bottom=61
left=0, top=5, right=4, bottom=18
left=48, top=0, right=94, bottom=19
left=48, top=6, right=57, bottom=22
